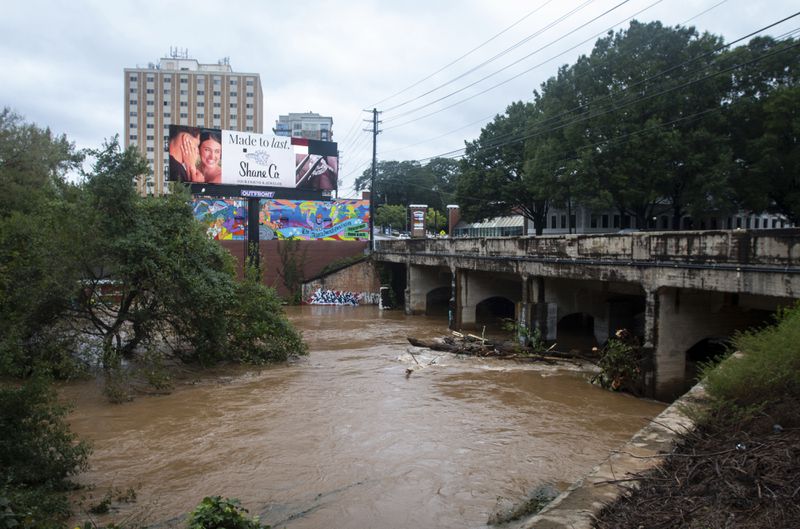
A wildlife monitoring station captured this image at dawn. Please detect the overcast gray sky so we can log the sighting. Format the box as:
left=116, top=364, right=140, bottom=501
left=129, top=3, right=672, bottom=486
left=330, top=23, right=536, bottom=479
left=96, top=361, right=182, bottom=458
left=1, top=0, right=797, bottom=197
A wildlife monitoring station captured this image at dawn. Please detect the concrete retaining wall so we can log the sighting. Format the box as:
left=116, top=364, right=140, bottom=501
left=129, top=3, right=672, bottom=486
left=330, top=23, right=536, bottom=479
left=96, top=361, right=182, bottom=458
left=518, top=383, right=707, bottom=529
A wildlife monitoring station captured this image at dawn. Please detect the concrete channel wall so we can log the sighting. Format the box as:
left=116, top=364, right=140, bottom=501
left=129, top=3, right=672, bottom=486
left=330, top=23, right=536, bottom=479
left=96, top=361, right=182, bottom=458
left=517, top=383, right=707, bottom=529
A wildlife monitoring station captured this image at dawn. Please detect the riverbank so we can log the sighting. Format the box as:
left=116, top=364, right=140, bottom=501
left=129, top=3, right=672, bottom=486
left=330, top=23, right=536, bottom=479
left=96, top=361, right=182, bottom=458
left=519, top=304, right=800, bottom=529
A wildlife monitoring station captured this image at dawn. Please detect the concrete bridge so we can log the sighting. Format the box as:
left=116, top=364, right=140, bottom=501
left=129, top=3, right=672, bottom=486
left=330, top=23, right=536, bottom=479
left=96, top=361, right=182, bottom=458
left=373, top=229, right=800, bottom=401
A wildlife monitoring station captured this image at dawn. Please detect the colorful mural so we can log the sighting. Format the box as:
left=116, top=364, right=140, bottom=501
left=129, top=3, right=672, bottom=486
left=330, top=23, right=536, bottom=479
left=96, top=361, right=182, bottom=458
left=192, top=198, right=246, bottom=240
left=258, top=199, right=370, bottom=241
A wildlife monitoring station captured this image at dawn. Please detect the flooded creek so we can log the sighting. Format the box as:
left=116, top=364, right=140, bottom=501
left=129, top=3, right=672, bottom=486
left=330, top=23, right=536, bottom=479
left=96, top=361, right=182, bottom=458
left=63, top=306, right=665, bottom=528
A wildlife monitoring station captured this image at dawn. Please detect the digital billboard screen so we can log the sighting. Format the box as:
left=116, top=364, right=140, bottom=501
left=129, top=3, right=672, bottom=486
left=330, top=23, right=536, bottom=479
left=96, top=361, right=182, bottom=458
left=167, top=125, right=338, bottom=192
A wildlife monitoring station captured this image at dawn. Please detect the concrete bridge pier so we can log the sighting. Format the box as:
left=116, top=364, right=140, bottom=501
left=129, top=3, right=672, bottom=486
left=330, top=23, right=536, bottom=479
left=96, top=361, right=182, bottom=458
left=517, top=274, right=533, bottom=345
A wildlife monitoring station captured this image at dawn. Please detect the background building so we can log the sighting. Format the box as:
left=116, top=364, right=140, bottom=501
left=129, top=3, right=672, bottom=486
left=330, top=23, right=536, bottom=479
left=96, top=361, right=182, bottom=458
left=124, top=50, right=263, bottom=195
left=274, top=112, right=333, bottom=141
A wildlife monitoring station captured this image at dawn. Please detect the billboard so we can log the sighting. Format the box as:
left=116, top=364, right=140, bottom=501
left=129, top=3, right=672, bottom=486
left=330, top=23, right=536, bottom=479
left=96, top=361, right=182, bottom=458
left=258, top=199, right=369, bottom=241
left=168, top=125, right=338, bottom=192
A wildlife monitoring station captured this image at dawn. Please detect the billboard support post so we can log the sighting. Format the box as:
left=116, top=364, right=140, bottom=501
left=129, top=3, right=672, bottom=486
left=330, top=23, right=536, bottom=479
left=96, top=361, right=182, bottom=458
left=246, top=197, right=260, bottom=274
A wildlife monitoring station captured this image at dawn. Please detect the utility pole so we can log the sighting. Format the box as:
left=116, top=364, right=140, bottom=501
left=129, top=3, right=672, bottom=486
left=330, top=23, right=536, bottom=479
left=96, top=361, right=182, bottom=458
left=364, top=108, right=381, bottom=252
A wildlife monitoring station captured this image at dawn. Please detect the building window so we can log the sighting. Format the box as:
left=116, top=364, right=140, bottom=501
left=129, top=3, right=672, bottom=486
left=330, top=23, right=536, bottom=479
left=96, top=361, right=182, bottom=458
left=561, top=215, right=566, bottom=229
left=229, top=103, right=237, bottom=108
left=246, top=103, right=254, bottom=108
left=180, top=89, right=188, bottom=95
left=146, top=112, right=155, bottom=117
left=213, top=114, right=221, bottom=119
left=213, top=91, right=221, bottom=96
left=129, top=134, right=137, bottom=140
left=180, top=101, right=188, bottom=107
left=213, top=102, right=221, bottom=108
left=180, top=77, right=188, bottom=84
left=146, top=124, right=154, bottom=129
left=164, top=77, right=171, bottom=83
left=146, top=88, right=154, bottom=94
left=129, top=88, right=137, bottom=93
left=146, top=135, right=154, bottom=140
left=246, top=79, right=254, bottom=86
left=146, top=76, right=154, bottom=82
left=245, top=126, right=254, bottom=131
left=602, top=215, right=609, bottom=228
left=213, top=78, right=221, bottom=85
left=180, top=113, right=188, bottom=118
left=197, top=102, right=204, bottom=107
left=246, top=92, right=254, bottom=97
left=163, top=89, right=171, bottom=95
left=613, top=215, right=620, bottom=228
left=129, top=100, right=137, bottom=105
left=164, top=101, right=169, bottom=106
left=197, top=90, right=205, bottom=95
left=197, top=113, right=204, bottom=119
left=146, top=147, right=154, bottom=152
left=129, top=123, right=137, bottom=128
left=129, top=111, right=137, bottom=117
left=129, top=75, right=138, bottom=81
left=229, top=79, right=237, bottom=85
left=164, top=112, right=171, bottom=118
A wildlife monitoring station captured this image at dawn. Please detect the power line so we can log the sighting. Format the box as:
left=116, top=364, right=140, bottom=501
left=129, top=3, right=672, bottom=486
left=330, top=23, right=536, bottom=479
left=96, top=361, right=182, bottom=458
left=382, top=0, right=658, bottom=130
left=378, top=0, right=731, bottom=158
left=369, top=0, right=558, bottom=108
left=415, top=16, right=800, bottom=163
left=381, top=0, right=599, bottom=114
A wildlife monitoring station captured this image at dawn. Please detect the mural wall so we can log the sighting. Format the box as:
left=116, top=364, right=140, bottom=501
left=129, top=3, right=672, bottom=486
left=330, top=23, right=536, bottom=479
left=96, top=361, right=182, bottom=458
left=193, top=198, right=369, bottom=242
left=192, top=198, right=247, bottom=240
left=258, top=199, right=369, bottom=241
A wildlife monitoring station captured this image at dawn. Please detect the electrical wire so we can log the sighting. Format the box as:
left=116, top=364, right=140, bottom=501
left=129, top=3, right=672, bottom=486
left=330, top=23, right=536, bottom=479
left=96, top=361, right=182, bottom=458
left=414, top=17, right=800, bottom=162
left=382, top=0, right=634, bottom=122
left=369, top=0, right=558, bottom=108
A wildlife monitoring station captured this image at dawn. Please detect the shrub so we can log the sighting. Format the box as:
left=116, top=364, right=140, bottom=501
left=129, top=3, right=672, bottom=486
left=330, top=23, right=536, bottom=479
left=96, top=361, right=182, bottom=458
left=592, top=329, right=642, bottom=393
left=226, top=271, right=308, bottom=364
left=0, top=378, right=90, bottom=528
left=702, top=303, right=800, bottom=425
left=187, top=496, right=268, bottom=529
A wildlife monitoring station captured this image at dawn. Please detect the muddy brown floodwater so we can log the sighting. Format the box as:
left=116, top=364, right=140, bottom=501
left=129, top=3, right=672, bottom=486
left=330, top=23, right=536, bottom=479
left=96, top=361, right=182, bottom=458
left=63, top=306, right=665, bottom=529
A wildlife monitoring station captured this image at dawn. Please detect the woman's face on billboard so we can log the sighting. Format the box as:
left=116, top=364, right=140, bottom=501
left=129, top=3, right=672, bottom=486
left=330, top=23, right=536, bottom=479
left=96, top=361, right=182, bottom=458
left=200, top=138, right=221, bottom=167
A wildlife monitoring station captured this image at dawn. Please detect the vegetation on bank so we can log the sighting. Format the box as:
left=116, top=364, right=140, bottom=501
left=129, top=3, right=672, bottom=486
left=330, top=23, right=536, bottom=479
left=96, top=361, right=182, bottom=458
left=0, top=109, right=307, bottom=396
left=595, top=303, right=800, bottom=528
left=0, top=379, right=90, bottom=528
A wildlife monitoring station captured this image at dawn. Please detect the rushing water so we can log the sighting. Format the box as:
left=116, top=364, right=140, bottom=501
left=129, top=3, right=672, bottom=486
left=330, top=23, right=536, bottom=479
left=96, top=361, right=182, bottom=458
left=63, top=306, right=665, bottom=528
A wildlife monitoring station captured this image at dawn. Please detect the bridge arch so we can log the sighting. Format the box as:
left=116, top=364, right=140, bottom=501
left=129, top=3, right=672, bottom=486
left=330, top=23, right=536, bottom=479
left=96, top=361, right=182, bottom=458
left=475, top=296, right=515, bottom=328
left=556, top=312, right=598, bottom=353
left=684, top=336, right=729, bottom=390
left=426, top=286, right=451, bottom=316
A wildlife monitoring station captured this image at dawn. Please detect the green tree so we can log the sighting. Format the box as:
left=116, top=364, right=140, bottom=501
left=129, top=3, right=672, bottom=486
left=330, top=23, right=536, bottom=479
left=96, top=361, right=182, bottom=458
left=354, top=158, right=459, bottom=211
left=0, top=378, right=91, bottom=528
left=425, top=208, right=446, bottom=233
left=722, top=37, right=800, bottom=222
left=575, top=21, right=733, bottom=228
left=375, top=204, right=407, bottom=231
left=458, top=101, right=553, bottom=234
left=70, top=138, right=307, bottom=370
left=0, top=110, right=85, bottom=377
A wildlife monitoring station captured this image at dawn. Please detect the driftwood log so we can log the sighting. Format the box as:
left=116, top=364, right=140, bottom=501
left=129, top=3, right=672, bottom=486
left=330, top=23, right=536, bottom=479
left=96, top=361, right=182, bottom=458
left=407, top=333, right=592, bottom=364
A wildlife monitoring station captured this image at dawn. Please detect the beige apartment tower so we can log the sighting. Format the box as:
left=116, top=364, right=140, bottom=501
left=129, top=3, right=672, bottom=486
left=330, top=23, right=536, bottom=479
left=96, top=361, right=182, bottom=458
left=124, top=51, right=263, bottom=195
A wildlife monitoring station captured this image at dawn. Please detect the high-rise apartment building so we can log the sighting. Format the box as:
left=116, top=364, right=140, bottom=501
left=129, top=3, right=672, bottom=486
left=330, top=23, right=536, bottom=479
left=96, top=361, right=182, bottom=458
left=274, top=112, right=333, bottom=141
left=124, top=51, right=263, bottom=195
